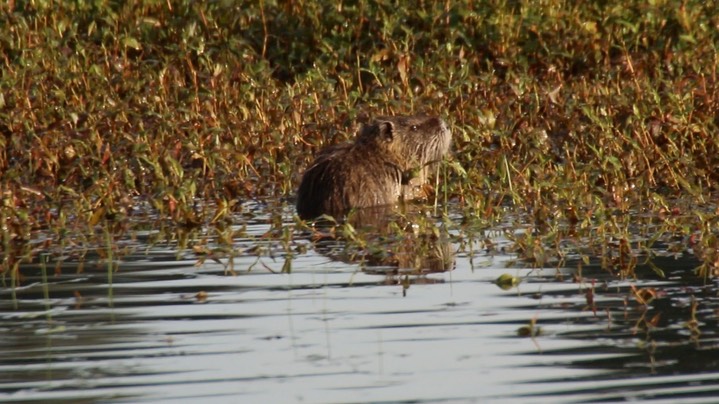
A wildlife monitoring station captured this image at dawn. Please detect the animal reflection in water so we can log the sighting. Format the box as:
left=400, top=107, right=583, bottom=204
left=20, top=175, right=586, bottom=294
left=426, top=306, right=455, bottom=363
left=301, top=205, right=455, bottom=282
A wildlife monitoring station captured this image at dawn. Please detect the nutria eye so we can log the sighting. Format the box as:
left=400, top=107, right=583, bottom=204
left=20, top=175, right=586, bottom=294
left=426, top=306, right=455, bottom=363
left=411, top=125, right=418, bottom=131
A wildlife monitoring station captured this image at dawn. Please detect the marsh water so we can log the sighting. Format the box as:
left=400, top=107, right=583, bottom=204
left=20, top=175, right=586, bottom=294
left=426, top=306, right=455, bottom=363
left=2, top=203, right=719, bottom=403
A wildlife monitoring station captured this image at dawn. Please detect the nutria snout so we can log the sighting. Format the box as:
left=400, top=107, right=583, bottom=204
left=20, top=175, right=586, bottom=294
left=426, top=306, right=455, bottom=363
left=296, top=114, right=451, bottom=220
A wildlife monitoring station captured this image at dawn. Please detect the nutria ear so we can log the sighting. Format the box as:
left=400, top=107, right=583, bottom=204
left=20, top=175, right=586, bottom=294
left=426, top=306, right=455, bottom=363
left=378, top=121, right=394, bottom=142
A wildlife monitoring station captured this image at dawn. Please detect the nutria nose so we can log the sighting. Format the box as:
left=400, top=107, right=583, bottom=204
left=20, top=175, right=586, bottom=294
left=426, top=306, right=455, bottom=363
left=423, top=116, right=442, bottom=130
left=437, top=118, right=449, bottom=134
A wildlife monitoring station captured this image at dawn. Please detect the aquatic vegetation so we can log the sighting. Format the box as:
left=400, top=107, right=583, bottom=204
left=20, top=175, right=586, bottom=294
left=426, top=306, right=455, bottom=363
left=1, top=0, right=718, bottom=281
left=495, top=273, right=521, bottom=290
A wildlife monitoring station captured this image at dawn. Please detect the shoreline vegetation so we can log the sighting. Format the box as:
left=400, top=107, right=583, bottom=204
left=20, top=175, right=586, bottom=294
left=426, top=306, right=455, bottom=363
left=1, top=1, right=719, bottom=282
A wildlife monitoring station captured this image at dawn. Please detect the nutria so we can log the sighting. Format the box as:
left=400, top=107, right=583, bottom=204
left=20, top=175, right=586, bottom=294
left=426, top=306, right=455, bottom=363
left=296, top=115, right=451, bottom=219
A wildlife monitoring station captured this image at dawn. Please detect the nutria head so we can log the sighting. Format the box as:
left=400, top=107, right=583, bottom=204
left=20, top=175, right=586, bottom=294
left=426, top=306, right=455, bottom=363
left=356, top=115, right=452, bottom=174
left=296, top=114, right=451, bottom=220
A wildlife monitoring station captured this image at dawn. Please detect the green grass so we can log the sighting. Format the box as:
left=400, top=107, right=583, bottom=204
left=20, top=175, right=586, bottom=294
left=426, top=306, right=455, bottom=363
left=1, top=0, right=718, bottom=281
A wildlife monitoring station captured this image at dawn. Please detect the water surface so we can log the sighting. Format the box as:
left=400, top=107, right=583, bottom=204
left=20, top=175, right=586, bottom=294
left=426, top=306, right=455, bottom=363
left=2, top=205, right=718, bottom=403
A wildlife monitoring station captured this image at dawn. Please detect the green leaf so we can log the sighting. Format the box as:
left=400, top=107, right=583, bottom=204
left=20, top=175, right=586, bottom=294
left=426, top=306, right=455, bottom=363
left=122, top=36, right=142, bottom=50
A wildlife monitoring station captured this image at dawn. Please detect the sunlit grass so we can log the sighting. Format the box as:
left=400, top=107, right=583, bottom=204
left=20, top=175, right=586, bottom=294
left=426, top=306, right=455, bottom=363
left=1, top=0, right=718, bottom=280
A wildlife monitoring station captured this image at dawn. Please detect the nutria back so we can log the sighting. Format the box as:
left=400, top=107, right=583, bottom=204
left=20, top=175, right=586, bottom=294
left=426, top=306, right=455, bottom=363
left=296, top=115, right=451, bottom=220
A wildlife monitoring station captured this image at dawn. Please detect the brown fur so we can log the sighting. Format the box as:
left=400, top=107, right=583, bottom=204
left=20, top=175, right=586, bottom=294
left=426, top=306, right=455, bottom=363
left=296, top=115, right=451, bottom=219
